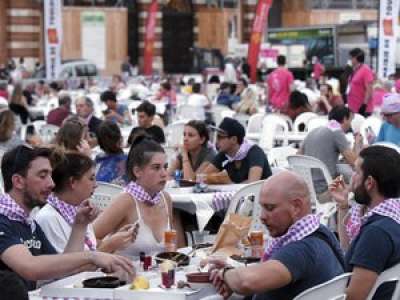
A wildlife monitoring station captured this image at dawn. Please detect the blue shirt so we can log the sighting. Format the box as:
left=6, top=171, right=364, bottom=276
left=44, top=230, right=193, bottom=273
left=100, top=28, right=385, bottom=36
left=95, top=152, right=128, bottom=185
left=254, top=225, right=344, bottom=300
left=375, top=122, right=400, bottom=146
left=0, top=214, right=57, bottom=290
left=345, top=214, right=400, bottom=300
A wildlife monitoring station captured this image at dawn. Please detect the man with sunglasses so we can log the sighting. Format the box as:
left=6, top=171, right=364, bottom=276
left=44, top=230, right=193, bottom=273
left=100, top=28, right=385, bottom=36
left=204, top=117, right=271, bottom=184
left=0, top=145, right=135, bottom=290
left=375, top=93, right=400, bottom=146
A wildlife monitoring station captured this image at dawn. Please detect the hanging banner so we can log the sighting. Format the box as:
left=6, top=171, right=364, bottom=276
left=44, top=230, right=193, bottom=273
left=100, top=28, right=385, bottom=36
left=81, top=11, right=106, bottom=69
left=44, top=0, right=62, bottom=80
left=143, top=0, right=158, bottom=76
left=247, top=0, right=273, bottom=83
left=378, top=0, right=399, bottom=79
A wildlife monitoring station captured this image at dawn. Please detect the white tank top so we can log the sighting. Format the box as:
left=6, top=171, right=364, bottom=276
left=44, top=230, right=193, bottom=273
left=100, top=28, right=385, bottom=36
left=117, top=192, right=170, bottom=257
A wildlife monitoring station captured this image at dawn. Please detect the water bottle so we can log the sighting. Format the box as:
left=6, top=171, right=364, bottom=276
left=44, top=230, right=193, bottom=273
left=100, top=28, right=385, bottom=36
left=174, top=170, right=182, bottom=186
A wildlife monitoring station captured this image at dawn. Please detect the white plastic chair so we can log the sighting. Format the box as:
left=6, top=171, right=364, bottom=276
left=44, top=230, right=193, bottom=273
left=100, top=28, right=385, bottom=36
left=360, top=116, right=383, bottom=144
left=366, top=262, right=400, bottom=300
left=293, top=273, right=352, bottom=300
left=212, top=104, right=234, bottom=126
left=267, top=146, right=298, bottom=168
left=246, top=113, right=265, bottom=137
left=307, top=116, right=329, bottom=132
left=293, top=112, right=318, bottom=133
left=287, top=155, right=336, bottom=226
left=259, top=114, right=290, bottom=151
left=91, top=182, right=123, bottom=211
left=177, top=104, right=205, bottom=121
left=226, top=180, right=267, bottom=233
left=38, top=124, right=59, bottom=144
left=351, top=113, right=366, bottom=133
left=164, top=120, right=186, bottom=148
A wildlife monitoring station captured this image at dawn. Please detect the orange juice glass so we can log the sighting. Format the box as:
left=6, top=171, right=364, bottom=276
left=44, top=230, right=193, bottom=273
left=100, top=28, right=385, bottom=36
left=164, top=229, right=177, bottom=252
left=249, top=231, right=264, bottom=257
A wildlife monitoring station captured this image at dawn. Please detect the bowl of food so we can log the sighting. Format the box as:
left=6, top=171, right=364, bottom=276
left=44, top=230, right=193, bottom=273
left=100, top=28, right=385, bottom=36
left=186, top=272, right=211, bottom=283
left=155, top=252, right=190, bottom=266
left=82, top=276, right=126, bottom=289
left=179, top=179, right=196, bottom=187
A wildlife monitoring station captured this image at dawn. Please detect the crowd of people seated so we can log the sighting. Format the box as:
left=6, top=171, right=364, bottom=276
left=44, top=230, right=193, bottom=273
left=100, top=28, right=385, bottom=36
left=0, top=47, right=400, bottom=300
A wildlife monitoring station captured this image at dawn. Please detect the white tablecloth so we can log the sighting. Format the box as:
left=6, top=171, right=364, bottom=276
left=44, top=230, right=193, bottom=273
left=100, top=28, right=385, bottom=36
left=167, top=184, right=245, bottom=231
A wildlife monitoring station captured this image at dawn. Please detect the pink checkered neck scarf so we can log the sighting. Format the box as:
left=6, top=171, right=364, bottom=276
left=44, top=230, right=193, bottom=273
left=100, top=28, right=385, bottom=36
left=47, top=194, right=96, bottom=251
left=327, top=120, right=342, bottom=132
left=346, top=198, right=400, bottom=242
left=222, top=140, right=254, bottom=167
left=263, top=214, right=320, bottom=261
left=0, top=193, right=31, bottom=225
left=124, top=181, right=162, bottom=206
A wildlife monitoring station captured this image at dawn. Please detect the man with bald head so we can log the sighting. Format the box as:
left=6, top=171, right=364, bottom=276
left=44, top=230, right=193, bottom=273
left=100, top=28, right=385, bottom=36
left=207, top=171, right=344, bottom=300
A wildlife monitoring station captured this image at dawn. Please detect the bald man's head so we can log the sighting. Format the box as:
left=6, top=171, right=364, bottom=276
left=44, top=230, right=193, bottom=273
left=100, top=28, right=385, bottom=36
left=259, top=171, right=312, bottom=237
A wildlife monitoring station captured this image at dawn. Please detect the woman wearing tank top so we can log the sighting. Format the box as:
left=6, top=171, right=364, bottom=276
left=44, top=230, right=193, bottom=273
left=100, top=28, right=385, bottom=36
left=94, top=136, right=185, bottom=257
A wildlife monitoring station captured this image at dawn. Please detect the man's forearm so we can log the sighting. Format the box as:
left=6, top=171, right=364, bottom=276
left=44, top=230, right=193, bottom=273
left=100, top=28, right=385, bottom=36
left=206, top=171, right=232, bottom=184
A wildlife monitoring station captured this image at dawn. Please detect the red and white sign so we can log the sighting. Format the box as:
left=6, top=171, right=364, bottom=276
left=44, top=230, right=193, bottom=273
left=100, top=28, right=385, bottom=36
left=143, top=0, right=158, bottom=76
left=378, top=0, right=399, bottom=79
left=247, top=0, right=273, bottom=83
left=44, top=0, right=62, bottom=80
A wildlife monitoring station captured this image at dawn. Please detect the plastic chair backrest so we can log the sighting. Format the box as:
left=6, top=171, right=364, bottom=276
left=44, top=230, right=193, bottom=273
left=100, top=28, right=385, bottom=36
left=226, top=180, right=267, bottom=233
left=307, top=116, right=329, bottom=132
left=246, top=113, right=265, bottom=136
left=178, top=104, right=205, bottom=121
left=38, top=124, right=59, bottom=144
left=351, top=113, right=366, bottom=133
left=366, top=263, right=400, bottom=300
left=293, top=112, right=318, bottom=133
left=360, top=116, right=382, bottom=144
left=293, top=273, right=352, bottom=300
left=164, top=121, right=186, bottom=148
left=267, top=146, right=298, bottom=168
left=212, top=104, right=233, bottom=126
left=259, top=114, right=290, bottom=151
left=91, top=182, right=123, bottom=211
left=287, top=155, right=336, bottom=226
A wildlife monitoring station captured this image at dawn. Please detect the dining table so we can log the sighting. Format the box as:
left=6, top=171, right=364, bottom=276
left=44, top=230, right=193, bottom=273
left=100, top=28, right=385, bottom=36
left=166, top=183, right=246, bottom=231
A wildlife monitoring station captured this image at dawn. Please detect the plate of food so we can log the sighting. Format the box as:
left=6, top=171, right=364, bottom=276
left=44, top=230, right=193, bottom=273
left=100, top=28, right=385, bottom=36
left=179, top=179, right=196, bottom=187
left=155, top=251, right=190, bottom=266
left=82, top=276, right=126, bottom=289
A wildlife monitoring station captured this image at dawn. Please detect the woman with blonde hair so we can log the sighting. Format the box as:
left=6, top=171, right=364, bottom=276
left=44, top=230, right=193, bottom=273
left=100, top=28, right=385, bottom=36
left=55, top=116, right=91, bottom=156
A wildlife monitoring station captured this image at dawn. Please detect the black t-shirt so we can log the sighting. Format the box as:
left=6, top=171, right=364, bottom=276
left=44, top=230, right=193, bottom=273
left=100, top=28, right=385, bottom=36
left=212, top=145, right=272, bottom=183
left=0, top=215, right=57, bottom=290
left=129, top=125, right=166, bottom=144
left=345, top=214, right=400, bottom=300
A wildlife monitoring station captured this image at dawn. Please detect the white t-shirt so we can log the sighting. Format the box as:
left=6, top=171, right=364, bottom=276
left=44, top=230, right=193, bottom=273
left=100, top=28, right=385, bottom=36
left=35, top=204, right=97, bottom=253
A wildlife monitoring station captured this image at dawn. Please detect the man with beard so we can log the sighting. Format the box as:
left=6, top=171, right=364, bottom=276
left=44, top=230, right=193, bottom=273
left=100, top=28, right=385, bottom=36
left=330, top=145, right=400, bottom=300
left=0, top=145, right=135, bottom=290
left=203, top=171, right=344, bottom=300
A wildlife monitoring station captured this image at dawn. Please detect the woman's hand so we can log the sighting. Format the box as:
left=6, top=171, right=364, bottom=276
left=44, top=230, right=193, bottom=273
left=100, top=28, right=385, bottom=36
left=74, top=200, right=99, bottom=226
left=102, top=223, right=139, bottom=253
